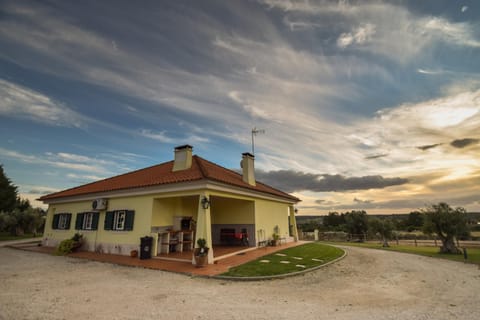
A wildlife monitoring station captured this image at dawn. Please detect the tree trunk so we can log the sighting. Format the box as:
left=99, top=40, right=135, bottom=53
left=382, top=236, right=389, bottom=247
left=440, top=237, right=460, bottom=254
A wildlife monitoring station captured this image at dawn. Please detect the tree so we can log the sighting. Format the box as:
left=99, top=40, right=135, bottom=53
left=344, top=210, right=368, bottom=241
left=0, top=165, right=18, bottom=212
left=405, top=211, right=424, bottom=231
left=323, top=212, right=346, bottom=230
left=422, top=203, right=469, bottom=254
left=369, top=218, right=394, bottom=247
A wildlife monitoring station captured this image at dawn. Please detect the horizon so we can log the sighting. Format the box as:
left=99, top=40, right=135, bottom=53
left=1, top=1, right=479, bottom=213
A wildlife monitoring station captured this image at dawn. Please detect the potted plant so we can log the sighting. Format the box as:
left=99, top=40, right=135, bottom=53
left=193, top=238, right=209, bottom=267
left=271, top=233, right=280, bottom=246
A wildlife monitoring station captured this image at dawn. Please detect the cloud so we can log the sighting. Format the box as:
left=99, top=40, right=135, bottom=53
left=417, top=143, right=443, bottom=151
left=353, top=197, right=374, bottom=204
left=461, top=6, right=468, bottom=13
left=139, top=129, right=175, bottom=143
left=450, top=138, right=480, bottom=148
left=424, top=17, right=480, bottom=47
left=365, top=154, right=389, bottom=160
left=337, top=24, right=376, bottom=48
left=0, top=79, right=87, bottom=128
left=0, top=147, right=121, bottom=174
left=256, top=170, right=409, bottom=193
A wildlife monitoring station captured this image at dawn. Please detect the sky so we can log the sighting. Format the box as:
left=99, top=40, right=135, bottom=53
left=0, top=0, right=479, bottom=215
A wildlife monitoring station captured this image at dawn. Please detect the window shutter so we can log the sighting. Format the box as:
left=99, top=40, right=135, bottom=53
left=92, top=212, right=99, bottom=230
left=104, top=211, right=114, bottom=230
left=75, top=213, right=84, bottom=230
left=65, top=213, right=72, bottom=230
left=124, top=210, right=135, bottom=231
left=52, top=214, right=59, bottom=230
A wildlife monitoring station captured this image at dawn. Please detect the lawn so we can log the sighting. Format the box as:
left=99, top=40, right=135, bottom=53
left=330, top=241, right=480, bottom=265
left=0, top=232, right=43, bottom=242
left=221, top=243, right=344, bottom=278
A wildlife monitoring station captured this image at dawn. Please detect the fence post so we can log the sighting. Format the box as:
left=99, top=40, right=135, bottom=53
left=414, top=235, right=417, bottom=247
left=463, top=248, right=468, bottom=262
left=434, top=237, right=437, bottom=247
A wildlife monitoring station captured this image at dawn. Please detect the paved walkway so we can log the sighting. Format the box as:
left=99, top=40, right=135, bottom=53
left=11, top=241, right=306, bottom=277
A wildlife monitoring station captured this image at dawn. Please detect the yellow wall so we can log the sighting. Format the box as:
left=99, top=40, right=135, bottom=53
left=151, top=195, right=198, bottom=227
left=211, top=196, right=254, bottom=224
left=43, top=194, right=154, bottom=254
left=254, top=199, right=290, bottom=240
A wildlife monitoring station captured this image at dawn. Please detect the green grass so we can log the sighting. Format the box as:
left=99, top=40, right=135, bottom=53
left=0, top=232, right=43, bottom=242
left=329, top=241, right=480, bottom=265
left=221, top=243, right=344, bottom=277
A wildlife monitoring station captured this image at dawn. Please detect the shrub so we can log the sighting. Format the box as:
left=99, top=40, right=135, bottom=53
left=55, top=239, right=76, bottom=255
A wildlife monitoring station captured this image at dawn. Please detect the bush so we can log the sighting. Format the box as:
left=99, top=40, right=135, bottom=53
left=55, top=233, right=83, bottom=255
left=55, top=239, right=77, bottom=255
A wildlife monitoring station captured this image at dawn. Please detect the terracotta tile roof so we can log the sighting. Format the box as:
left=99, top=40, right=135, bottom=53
left=39, top=155, right=300, bottom=202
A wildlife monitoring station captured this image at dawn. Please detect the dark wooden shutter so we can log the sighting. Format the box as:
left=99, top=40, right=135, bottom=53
left=92, top=212, right=99, bottom=230
left=104, top=211, right=114, bottom=230
left=75, top=213, right=84, bottom=230
left=124, top=210, right=135, bottom=231
left=65, top=214, right=72, bottom=230
left=52, top=214, right=59, bottom=230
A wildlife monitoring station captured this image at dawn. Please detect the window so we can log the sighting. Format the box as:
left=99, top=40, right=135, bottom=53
left=52, top=213, right=72, bottom=230
left=114, top=211, right=126, bottom=230
left=104, top=210, right=135, bottom=231
left=75, top=212, right=99, bottom=230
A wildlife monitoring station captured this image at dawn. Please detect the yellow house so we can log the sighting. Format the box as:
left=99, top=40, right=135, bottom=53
left=39, top=145, right=300, bottom=264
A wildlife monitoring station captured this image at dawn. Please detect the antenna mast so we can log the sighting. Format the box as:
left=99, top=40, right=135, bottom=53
left=251, top=127, right=265, bottom=155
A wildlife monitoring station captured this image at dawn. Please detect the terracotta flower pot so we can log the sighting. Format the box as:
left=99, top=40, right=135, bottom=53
left=193, top=248, right=209, bottom=267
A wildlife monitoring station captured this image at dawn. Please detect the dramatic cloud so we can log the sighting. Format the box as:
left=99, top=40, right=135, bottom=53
left=450, top=138, right=479, bottom=148
left=256, top=170, right=409, bottom=193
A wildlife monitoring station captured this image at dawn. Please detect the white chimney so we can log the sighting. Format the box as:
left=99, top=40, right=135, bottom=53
left=173, top=145, right=193, bottom=172
left=241, top=152, right=256, bottom=186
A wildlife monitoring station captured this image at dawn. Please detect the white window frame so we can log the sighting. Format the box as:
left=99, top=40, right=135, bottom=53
left=58, top=214, right=69, bottom=230
left=83, top=212, right=94, bottom=230
left=113, top=210, right=126, bottom=231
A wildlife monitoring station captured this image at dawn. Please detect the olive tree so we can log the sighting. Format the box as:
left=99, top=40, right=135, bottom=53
left=345, top=210, right=368, bottom=241
left=369, top=218, right=394, bottom=247
left=422, top=203, right=469, bottom=254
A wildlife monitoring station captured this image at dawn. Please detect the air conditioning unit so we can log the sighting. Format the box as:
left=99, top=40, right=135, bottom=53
left=92, top=198, right=108, bottom=210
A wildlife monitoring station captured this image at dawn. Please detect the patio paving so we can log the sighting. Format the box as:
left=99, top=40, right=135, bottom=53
left=11, top=241, right=306, bottom=277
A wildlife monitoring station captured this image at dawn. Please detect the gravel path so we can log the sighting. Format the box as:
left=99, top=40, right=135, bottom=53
left=1, top=246, right=479, bottom=320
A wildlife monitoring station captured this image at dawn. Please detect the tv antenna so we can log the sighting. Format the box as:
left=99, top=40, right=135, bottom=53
left=251, top=127, right=265, bottom=155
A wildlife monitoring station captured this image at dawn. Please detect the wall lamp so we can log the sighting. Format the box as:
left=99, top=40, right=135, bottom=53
left=294, top=208, right=298, bottom=215
left=201, top=196, right=210, bottom=210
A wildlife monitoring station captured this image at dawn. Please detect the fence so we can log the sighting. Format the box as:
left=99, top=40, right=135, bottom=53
left=298, top=230, right=480, bottom=249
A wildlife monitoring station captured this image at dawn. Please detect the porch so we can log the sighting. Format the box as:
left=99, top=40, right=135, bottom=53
left=156, top=244, right=258, bottom=263
left=11, top=240, right=304, bottom=277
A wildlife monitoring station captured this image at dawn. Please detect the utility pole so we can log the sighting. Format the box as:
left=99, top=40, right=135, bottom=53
left=251, top=127, right=265, bottom=155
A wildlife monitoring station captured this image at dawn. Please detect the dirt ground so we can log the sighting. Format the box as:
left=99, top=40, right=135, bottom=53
left=1, top=246, right=479, bottom=320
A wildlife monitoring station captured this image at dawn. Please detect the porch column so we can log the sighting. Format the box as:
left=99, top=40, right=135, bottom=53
left=194, top=193, right=214, bottom=264
left=289, top=205, right=299, bottom=241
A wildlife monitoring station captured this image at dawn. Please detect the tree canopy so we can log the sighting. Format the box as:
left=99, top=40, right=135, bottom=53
left=344, top=210, right=368, bottom=240
left=0, top=165, right=18, bottom=212
left=422, top=202, right=469, bottom=254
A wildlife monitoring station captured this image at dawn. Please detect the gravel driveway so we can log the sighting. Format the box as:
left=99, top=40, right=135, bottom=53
left=1, top=246, right=479, bottom=320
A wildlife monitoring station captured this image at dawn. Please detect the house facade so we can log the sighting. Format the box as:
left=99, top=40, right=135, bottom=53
left=40, top=145, right=300, bottom=264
